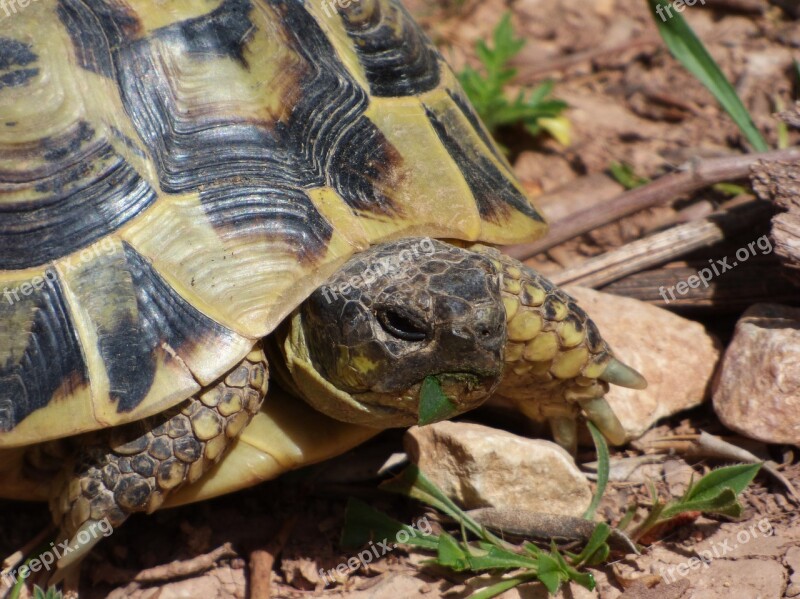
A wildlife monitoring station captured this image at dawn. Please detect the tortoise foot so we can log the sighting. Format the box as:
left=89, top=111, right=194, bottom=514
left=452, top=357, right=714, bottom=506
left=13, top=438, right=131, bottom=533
left=49, top=348, right=268, bottom=574
left=469, top=245, right=645, bottom=450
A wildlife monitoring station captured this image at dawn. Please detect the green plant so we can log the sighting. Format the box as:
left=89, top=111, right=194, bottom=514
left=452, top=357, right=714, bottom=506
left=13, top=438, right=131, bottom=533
left=32, top=586, right=63, bottom=599
left=458, top=13, right=569, bottom=145
left=626, top=463, right=761, bottom=542
left=609, top=162, right=651, bottom=190
left=342, top=426, right=761, bottom=598
left=343, top=467, right=612, bottom=598
left=646, top=0, right=769, bottom=152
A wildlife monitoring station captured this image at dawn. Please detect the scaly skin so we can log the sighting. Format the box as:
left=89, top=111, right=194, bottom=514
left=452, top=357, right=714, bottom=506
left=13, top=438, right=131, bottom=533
left=49, top=347, right=268, bottom=571
left=470, top=245, right=638, bottom=451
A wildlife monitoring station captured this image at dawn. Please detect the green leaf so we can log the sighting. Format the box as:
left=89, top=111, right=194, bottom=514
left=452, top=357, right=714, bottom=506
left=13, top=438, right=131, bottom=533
left=660, top=488, right=743, bottom=520
left=8, top=537, right=61, bottom=599
left=582, top=421, right=610, bottom=520
left=437, top=532, right=470, bottom=570
left=464, top=546, right=539, bottom=571
left=683, top=463, right=762, bottom=502
left=523, top=541, right=544, bottom=557
left=631, top=483, right=667, bottom=542
left=341, top=497, right=438, bottom=550
left=550, top=542, right=596, bottom=591
left=646, top=0, right=768, bottom=152
left=378, top=466, right=612, bottom=595
left=609, top=161, right=650, bottom=189
left=572, top=522, right=613, bottom=567
left=536, top=116, right=572, bottom=146
left=568, top=568, right=597, bottom=591
left=536, top=553, right=564, bottom=594
left=712, top=182, right=748, bottom=196
left=418, top=376, right=459, bottom=426
left=468, top=574, right=539, bottom=599
left=617, top=503, right=638, bottom=531
left=32, top=587, right=62, bottom=599
left=582, top=542, right=610, bottom=567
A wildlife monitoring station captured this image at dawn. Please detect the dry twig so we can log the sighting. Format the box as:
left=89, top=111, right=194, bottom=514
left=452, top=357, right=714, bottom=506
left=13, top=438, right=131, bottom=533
left=550, top=199, right=771, bottom=287
left=132, top=542, right=237, bottom=583
left=248, top=515, right=298, bottom=599
left=508, top=147, right=800, bottom=261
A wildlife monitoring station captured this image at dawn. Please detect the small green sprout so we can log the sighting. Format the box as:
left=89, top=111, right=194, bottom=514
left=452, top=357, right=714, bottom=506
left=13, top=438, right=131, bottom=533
left=626, top=462, right=762, bottom=542
left=32, top=586, right=63, bottom=599
left=458, top=13, right=569, bottom=145
left=609, top=162, right=651, bottom=190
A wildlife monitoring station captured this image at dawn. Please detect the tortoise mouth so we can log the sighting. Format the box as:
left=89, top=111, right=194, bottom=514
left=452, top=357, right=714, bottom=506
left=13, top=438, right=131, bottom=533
left=346, top=370, right=499, bottom=428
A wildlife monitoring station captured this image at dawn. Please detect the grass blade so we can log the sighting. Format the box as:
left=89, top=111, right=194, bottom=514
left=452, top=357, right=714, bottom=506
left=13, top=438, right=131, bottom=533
left=646, top=0, right=768, bottom=152
left=468, top=574, right=538, bottom=599
left=582, top=421, right=610, bottom=520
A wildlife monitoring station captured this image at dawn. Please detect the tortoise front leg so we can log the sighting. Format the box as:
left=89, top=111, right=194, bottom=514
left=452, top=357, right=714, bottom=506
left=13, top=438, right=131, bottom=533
left=48, top=347, right=268, bottom=577
left=469, top=245, right=647, bottom=453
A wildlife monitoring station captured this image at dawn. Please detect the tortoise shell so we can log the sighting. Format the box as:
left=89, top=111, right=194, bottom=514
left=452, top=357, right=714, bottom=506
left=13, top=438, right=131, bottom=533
left=0, top=0, right=546, bottom=448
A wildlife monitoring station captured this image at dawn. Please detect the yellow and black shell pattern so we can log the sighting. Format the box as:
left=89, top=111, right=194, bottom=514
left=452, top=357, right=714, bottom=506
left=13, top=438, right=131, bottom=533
left=0, top=0, right=547, bottom=448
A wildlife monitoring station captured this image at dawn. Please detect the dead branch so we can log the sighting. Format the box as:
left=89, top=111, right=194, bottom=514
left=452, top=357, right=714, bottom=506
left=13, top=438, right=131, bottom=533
left=133, top=543, right=237, bottom=583
left=549, top=199, right=772, bottom=287
left=508, top=147, right=800, bottom=261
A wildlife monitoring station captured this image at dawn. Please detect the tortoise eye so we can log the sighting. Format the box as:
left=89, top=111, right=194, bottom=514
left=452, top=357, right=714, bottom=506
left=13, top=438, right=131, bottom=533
left=376, top=308, right=428, bottom=342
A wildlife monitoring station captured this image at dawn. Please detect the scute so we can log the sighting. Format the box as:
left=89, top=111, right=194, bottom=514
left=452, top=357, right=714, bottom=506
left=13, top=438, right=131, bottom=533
left=0, top=0, right=546, bottom=447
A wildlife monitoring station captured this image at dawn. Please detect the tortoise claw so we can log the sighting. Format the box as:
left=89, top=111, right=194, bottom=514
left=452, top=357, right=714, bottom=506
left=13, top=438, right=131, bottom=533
left=599, top=358, right=647, bottom=390
left=579, top=397, right=627, bottom=446
left=549, top=416, right=578, bottom=455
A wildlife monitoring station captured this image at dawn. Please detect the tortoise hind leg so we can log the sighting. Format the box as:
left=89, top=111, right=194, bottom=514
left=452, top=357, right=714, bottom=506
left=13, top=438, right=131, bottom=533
left=49, top=347, right=268, bottom=577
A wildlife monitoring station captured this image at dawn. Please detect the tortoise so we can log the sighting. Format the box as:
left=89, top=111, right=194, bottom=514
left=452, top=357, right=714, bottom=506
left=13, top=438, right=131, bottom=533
left=0, top=0, right=646, bottom=585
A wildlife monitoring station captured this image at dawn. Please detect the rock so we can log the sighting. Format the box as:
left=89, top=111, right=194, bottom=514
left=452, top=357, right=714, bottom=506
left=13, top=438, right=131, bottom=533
left=786, top=546, right=800, bottom=597
left=404, top=422, right=591, bottom=517
left=712, top=303, right=800, bottom=445
left=565, top=286, right=721, bottom=440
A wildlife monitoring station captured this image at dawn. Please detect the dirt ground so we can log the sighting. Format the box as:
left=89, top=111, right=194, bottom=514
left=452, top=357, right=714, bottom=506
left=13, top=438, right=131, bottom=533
left=2, top=0, right=799, bottom=597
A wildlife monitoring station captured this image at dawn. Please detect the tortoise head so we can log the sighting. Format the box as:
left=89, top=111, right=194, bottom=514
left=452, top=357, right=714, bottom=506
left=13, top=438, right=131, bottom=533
left=281, top=238, right=506, bottom=428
